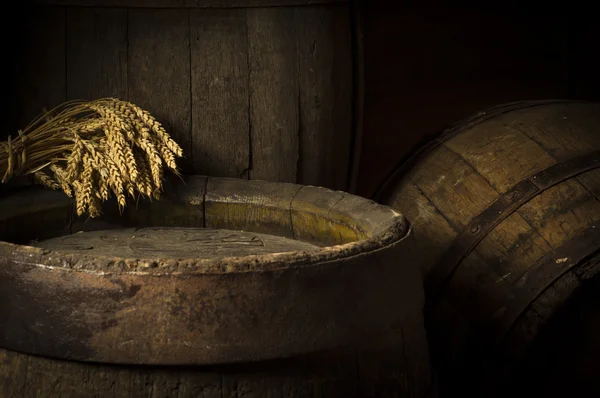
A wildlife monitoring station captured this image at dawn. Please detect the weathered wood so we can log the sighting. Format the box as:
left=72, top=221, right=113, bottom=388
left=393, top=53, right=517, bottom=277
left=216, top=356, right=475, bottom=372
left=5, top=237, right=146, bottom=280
left=128, top=8, right=192, bottom=171
left=377, top=100, right=600, bottom=397
left=34, top=0, right=349, bottom=7
left=204, top=176, right=301, bottom=238
left=412, top=145, right=498, bottom=230
left=497, top=273, right=600, bottom=397
left=14, top=1, right=362, bottom=192
left=190, top=9, right=250, bottom=179
left=15, top=6, right=66, bottom=130
left=35, top=227, right=320, bottom=258
left=443, top=118, right=556, bottom=193
left=0, top=329, right=429, bottom=398
left=0, top=175, right=432, bottom=397
left=246, top=8, right=299, bottom=183
left=0, top=176, right=413, bottom=363
left=295, top=5, right=353, bottom=190
left=347, top=0, right=365, bottom=195
left=66, top=7, right=128, bottom=100
left=290, top=185, right=355, bottom=246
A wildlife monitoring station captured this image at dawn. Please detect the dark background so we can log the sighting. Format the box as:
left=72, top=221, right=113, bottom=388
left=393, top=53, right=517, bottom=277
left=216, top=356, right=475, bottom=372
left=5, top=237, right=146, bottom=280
left=356, top=4, right=600, bottom=198
left=5, top=2, right=600, bottom=197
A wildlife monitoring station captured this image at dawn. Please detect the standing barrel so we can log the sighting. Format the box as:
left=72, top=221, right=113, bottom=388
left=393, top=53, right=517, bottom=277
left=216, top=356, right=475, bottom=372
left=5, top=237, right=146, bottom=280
left=373, top=100, right=600, bottom=396
left=0, top=176, right=436, bottom=397
left=13, top=0, right=364, bottom=192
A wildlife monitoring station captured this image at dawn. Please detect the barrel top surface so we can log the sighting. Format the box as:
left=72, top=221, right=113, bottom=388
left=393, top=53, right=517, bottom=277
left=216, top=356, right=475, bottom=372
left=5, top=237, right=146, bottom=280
left=0, top=175, right=409, bottom=275
left=35, top=227, right=321, bottom=259
left=0, top=176, right=417, bottom=366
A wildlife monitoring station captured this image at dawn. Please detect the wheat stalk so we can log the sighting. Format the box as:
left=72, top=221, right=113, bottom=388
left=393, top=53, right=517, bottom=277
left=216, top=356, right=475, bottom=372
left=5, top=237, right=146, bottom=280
left=0, top=98, right=184, bottom=218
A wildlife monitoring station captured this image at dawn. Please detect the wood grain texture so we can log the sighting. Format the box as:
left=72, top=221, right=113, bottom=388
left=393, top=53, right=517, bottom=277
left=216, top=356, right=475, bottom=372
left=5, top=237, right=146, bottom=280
left=386, top=182, right=458, bottom=275
left=378, top=101, right=600, bottom=397
left=294, top=5, right=353, bottom=190
left=413, top=145, right=499, bottom=230
left=66, top=7, right=128, bottom=100
left=347, top=0, right=364, bottom=195
left=35, top=227, right=319, bottom=258
left=128, top=8, right=192, bottom=171
left=499, top=273, right=600, bottom=397
left=34, top=0, right=349, bottom=7
left=204, top=176, right=301, bottom=238
left=190, top=9, right=250, bottom=179
left=246, top=7, right=299, bottom=183
left=15, top=6, right=66, bottom=131
left=443, top=119, right=557, bottom=193
left=518, top=179, right=600, bottom=248
left=579, top=168, right=600, bottom=199
left=0, top=333, right=430, bottom=398
left=13, top=1, right=360, bottom=192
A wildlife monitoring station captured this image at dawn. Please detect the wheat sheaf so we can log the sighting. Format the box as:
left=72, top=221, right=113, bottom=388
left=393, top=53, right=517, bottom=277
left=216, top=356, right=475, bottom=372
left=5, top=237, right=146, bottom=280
left=0, top=98, right=183, bottom=218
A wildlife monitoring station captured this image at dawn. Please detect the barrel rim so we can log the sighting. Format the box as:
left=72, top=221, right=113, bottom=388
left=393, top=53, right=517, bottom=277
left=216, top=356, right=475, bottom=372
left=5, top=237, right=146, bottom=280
left=0, top=176, right=418, bottom=366
left=0, top=175, right=410, bottom=275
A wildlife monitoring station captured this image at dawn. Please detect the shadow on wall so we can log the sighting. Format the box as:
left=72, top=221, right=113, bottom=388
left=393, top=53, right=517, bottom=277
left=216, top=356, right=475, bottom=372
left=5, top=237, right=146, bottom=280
left=357, top=3, right=600, bottom=198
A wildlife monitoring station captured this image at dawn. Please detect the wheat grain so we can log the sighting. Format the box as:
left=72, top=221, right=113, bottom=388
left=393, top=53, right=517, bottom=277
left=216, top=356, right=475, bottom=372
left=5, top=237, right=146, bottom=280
left=50, top=164, right=73, bottom=198
left=34, top=171, right=60, bottom=190
left=1, top=98, right=183, bottom=218
left=133, top=149, right=153, bottom=197
left=125, top=101, right=183, bottom=157
left=65, top=136, right=85, bottom=181
left=76, top=154, right=95, bottom=216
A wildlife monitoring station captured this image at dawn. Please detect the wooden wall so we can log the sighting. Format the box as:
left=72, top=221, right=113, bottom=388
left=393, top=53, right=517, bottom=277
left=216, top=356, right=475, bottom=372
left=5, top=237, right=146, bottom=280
left=8, top=0, right=359, bottom=192
left=6, top=2, right=600, bottom=198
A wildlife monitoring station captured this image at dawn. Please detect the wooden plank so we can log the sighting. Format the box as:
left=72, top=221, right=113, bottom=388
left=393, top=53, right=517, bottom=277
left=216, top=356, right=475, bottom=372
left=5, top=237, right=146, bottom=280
left=444, top=119, right=556, bottom=193
left=501, top=273, right=600, bottom=397
left=414, top=146, right=499, bottom=230
left=34, top=0, right=349, bottom=7
left=294, top=5, right=353, bottom=190
left=518, top=179, right=600, bottom=249
left=66, top=8, right=128, bottom=100
left=507, top=102, right=600, bottom=161
left=443, top=250, right=511, bottom=329
left=246, top=7, right=299, bottom=183
left=1, top=341, right=426, bottom=397
left=128, top=8, right=192, bottom=171
left=204, top=176, right=301, bottom=238
left=0, top=349, right=28, bottom=398
left=475, top=212, right=553, bottom=286
left=35, top=227, right=319, bottom=258
left=347, top=0, right=364, bottom=195
left=190, top=9, right=250, bottom=178
left=399, top=315, right=436, bottom=398
left=579, top=168, right=600, bottom=200
left=386, top=183, right=458, bottom=275
left=15, top=6, right=66, bottom=131
left=506, top=102, right=600, bottom=202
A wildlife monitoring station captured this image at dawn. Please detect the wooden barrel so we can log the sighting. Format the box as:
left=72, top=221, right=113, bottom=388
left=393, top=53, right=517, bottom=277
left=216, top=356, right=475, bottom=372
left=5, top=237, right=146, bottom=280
left=373, top=100, right=600, bottom=396
left=13, top=0, right=364, bottom=193
left=499, top=274, right=600, bottom=397
left=0, top=176, right=435, bottom=397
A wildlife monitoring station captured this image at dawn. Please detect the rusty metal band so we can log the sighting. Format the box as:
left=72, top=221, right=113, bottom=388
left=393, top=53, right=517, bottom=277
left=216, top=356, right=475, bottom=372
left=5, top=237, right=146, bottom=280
left=478, top=228, right=600, bottom=394
left=425, top=149, right=600, bottom=303
left=372, top=99, right=590, bottom=203
left=499, top=226, right=600, bottom=345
